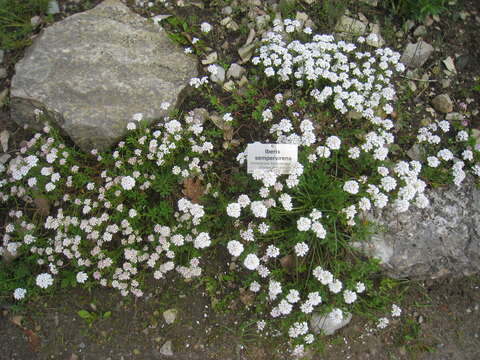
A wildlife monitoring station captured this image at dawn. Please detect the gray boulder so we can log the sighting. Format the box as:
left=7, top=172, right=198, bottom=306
left=11, top=0, right=197, bottom=152
left=401, top=40, right=434, bottom=68
left=355, top=177, right=480, bottom=279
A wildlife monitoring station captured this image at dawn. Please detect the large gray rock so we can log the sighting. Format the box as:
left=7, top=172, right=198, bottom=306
left=356, top=177, right=480, bottom=279
left=11, top=0, right=197, bottom=152
left=401, top=40, right=434, bottom=68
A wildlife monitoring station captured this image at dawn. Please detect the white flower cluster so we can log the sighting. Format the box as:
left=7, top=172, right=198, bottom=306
left=253, top=19, right=404, bottom=119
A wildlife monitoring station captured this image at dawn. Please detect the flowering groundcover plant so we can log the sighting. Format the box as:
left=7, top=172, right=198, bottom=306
left=1, top=17, right=479, bottom=357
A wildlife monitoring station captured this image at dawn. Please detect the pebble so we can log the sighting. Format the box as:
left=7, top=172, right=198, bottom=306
left=413, top=25, right=427, bottom=37
left=47, top=0, right=60, bottom=15
left=159, top=340, right=173, bottom=356
left=31, top=16, right=42, bottom=27
left=226, top=63, right=245, bottom=79
left=0, top=68, right=7, bottom=79
left=431, top=93, right=454, bottom=113
left=0, top=89, right=8, bottom=107
left=162, top=309, right=178, bottom=325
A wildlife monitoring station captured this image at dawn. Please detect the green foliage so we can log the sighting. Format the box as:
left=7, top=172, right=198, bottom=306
left=77, top=309, right=111, bottom=327
left=0, top=0, right=50, bottom=51
left=384, top=0, right=447, bottom=21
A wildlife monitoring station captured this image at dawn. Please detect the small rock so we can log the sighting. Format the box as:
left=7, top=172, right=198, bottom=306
left=0, top=68, right=7, bottom=79
left=360, top=0, right=378, bottom=6
left=431, top=94, right=453, bottom=113
left=335, top=15, right=368, bottom=36
left=201, top=52, right=218, bottom=65
left=0, top=153, right=11, bottom=164
left=404, top=20, right=415, bottom=32
left=413, top=25, right=427, bottom=37
left=445, top=112, right=465, bottom=122
left=406, top=143, right=424, bottom=161
left=227, top=63, right=245, bottom=79
left=209, top=65, right=225, bottom=85
left=255, top=15, right=270, bottom=29
left=408, top=81, right=417, bottom=92
left=0, top=130, right=8, bottom=152
left=47, top=0, right=60, bottom=15
left=221, top=6, right=233, bottom=15
left=310, top=311, right=352, bottom=335
left=225, top=19, right=239, bottom=31
left=441, top=79, right=451, bottom=89
left=401, top=40, right=434, bottom=68
left=443, top=56, right=457, bottom=74
left=238, top=75, right=248, bottom=88
left=366, top=24, right=385, bottom=48
left=69, top=354, right=79, bottom=360
left=295, top=11, right=310, bottom=27
left=31, top=16, right=42, bottom=27
left=162, top=309, right=178, bottom=325
left=159, top=340, right=173, bottom=356
left=346, top=111, right=363, bottom=120
left=245, top=28, right=256, bottom=46
left=424, top=16, right=434, bottom=26
left=191, top=108, right=208, bottom=125
left=238, top=43, right=255, bottom=63
left=223, top=80, right=235, bottom=92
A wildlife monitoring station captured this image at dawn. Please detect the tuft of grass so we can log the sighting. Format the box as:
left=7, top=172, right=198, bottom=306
left=0, top=0, right=50, bottom=51
left=383, top=0, right=447, bottom=21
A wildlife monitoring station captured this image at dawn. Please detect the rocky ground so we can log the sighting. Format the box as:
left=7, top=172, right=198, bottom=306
left=1, top=0, right=480, bottom=359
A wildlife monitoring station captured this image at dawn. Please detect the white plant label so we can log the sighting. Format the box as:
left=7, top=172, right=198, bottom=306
left=247, top=143, right=298, bottom=175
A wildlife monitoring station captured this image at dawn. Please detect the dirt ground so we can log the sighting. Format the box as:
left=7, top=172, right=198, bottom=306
left=1, top=276, right=479, bottom=360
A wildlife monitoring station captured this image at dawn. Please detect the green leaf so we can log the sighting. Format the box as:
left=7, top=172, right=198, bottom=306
left=102, top=311, right=112, bottom=319
left=77, top=309, right=92, bottom=320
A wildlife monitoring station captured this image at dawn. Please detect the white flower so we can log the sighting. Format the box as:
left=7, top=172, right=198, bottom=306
left=250, top=201, right=267, bottom=218
left=200, top=22, right=212, bottom=33
left=226, top=203, right=241, bottom=218
left=437, top=149, right=453, bottom=161
left=266, top=245, right=280, bottom=258
left=313, top=266, right=333, bottom=285
left=356, top=282, right=366, bottom=293
left=328, top=279, right=343, bottom=294
left=377, top=317, right=390, bottom=329
left=343, top=290, right=357, bottom=304
left=294, top=242, right=309, bottom=257
left=329, top=308, right=343, bottom=324
left=194, top=232, right=211, bottom=249
left=227, top=240, right=244, bottom=257
left=36, top=273, right=54, bottom=289
left=250, top=281, right=261, bottom=292
left=121, top=176, right=136, bottom=191
left=343, top=180, right=359, bottom=194
left=126, top=122, right=137, bottom=130
left=13, top=288, right=27, bottom=300
left=76, top=271, right=88, bottom=284
left=326, top=136, right=341, bottom=150
left=286, top=289, right=300, bottom=303
left=223, top=113, right=233, bottom=122
left=392, top=304, right=402, bottom=317
left=296, top=217, right=311, bottom=231
left=132, top=113, right=143, bottom=122
left=268, top=280, right=282, bottom=300
left=237, top=194, right=251, bottom=208
left=244, top=253, right=260, bottom=270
